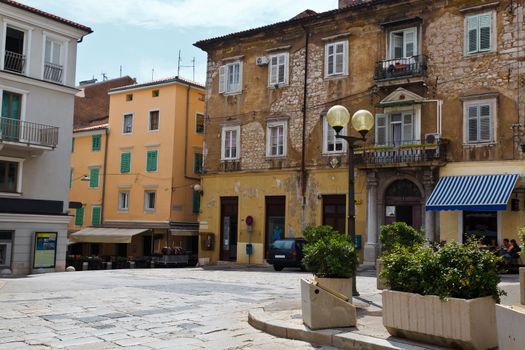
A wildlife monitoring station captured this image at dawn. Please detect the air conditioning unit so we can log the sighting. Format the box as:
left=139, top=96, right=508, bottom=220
left=425, top=133, right=441, bottom=144
left=256, top=56, right=269, bottom=66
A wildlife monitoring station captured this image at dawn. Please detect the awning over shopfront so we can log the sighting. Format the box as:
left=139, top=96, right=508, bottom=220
left=426, top=174, right=519, bottom=211
left=170, top=229, right=198, bottom=237
left=69, top=228, right=149, bottom=244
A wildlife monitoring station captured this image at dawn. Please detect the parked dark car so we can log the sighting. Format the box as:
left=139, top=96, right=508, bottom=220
left=266, top=238, right=306, bottom=271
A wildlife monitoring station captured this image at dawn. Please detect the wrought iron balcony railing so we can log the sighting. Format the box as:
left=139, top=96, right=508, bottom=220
left=355, top=140, right=447, bottom=166
left=44, top=62, right=63, bottom=83
left=0, top=117, right=59, bottom=148
left=4, top=51, right=26, bottom=74
left=374, top=55, right=427, bottom=81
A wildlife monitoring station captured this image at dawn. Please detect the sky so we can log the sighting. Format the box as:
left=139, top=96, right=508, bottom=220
left=22, top=0, right=338, bottom=85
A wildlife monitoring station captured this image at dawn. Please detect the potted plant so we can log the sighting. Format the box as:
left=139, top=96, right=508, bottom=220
left=377, top=222, right=425, bottom=289
left=381, top=239, right=503, bottom=350
left=300, top=225, right=357, bottom=329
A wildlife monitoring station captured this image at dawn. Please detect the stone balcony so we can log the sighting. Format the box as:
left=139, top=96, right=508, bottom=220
left=374, top=55, right=427, bottom=86
left=355, top=141, right=447, bottom=168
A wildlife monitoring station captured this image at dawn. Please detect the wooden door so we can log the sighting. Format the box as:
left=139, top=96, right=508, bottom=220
left=220, top=197, right=238, bottom=261
left=322, top=195, right=346, bottom=234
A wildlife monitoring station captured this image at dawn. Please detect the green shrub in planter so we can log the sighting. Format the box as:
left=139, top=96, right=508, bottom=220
left=382, top=239, right=505, bottom=302
left=379, top=222, right=425, bottom=254
left=303, top=225, right=356, bottom=278
left=519, top=226, right=525, bottom=254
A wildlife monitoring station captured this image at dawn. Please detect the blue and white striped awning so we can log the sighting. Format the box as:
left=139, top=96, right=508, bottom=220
left=426, top=174, right=519, bottom=211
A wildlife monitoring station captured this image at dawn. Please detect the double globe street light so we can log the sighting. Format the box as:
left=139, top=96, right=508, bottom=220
left=326, top=105, right=374, bottom=297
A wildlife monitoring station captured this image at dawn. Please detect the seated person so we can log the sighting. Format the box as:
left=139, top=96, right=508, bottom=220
left=487, top=238, right=498, bottom=252
left=502, top=239, right=521, bottom=265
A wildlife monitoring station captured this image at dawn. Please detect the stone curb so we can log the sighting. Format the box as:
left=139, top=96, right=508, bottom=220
left=248, top=308, right=448, bottom=350
left=0, top=280, right=6, bottom=290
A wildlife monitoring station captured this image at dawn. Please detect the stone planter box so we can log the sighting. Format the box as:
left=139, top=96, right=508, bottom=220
left=496, top=304, right=525, bottom=350
left=314, top=276, right=352, bottom=300
left=301, top=278, right=356, bottom=330
left=520, top=267, right=524, bottom=305
left=383, top=290, right=497, bottom=350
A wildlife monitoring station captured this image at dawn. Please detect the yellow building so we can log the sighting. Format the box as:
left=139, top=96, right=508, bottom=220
left=68, top=124, right=108, bottom=244
left=81, top=77, right=205, bottom=262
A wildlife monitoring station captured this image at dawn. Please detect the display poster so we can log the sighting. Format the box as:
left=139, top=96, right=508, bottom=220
left=33, top=232, right=57, bottom=268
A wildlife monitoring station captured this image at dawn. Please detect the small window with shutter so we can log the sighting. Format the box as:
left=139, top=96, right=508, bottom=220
left=268, top=53, right=289, bottom=87
left=466, top=12, right=493, bottom=54
left=120, top=152, right=131, bottom=173
left=464, top=101, right=494, bottom=144
left=75, top=207, right=84, bottom=226
left=219, top=61, right=242, bottom=94
left=146, top=150, right=158, bottom=172
left=91, top=206, right=101, bottom=226
left=89, top=167, right=100, bottom=188
left=92, top=134, right=101, bottom=151
left=375, top=114, right=387, bottom=146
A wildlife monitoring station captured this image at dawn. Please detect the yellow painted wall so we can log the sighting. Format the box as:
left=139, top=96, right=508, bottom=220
left=104, top=83, right=204, bottom=225
left=198, top=168, right=367, bottom=264
left=68, top=130, right=107, bottom=230
left=439, top=161, right=525, bottom=243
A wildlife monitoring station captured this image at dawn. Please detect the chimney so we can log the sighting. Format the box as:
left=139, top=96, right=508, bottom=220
left=339, top=0, right=366, bottom=8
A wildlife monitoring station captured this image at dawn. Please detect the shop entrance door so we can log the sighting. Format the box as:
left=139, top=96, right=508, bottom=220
left=384, top=180, right=422, bottom=230
left=220, top=197, right=238, bottom=261
left=265, top=196, right=286, bottom=258
left=0, top=231, right=13, bottom=268
left=322, top=195, right=346, bottom=234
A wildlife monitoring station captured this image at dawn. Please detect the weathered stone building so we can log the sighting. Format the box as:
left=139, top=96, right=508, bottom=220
left=194, top=0, right=525, bottom=265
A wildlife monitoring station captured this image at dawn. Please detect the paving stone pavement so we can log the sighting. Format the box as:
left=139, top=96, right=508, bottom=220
left=0, top=267, right=355, bottom=349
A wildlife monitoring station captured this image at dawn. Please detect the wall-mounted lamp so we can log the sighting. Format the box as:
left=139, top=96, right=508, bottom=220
left=193, top=183, right=203, bottom=195
left=80, top=175, right=90, bottom=182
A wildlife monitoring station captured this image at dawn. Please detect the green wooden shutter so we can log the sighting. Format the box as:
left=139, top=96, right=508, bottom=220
left=69, top=168, right=73, bottom=189
left=192, top=191, right=201, bottom=213
left=75, top=207, right=84, bottom=226
left=89, top=167, right=99, bottom=188
left=193, top=153, right=203, bottom=174
left=92, top=134, right=101, bottom=151
left=146, top=150, right=158, bottom=172
left=91, top=206, right=101, bottom=226
left=71, top=138, right=75, bottom=152
left=120, top=152, right=131, bottom=173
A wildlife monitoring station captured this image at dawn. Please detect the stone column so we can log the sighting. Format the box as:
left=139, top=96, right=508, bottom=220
left=423, top=170, right=435, bottom=242
left=364, top=172, right=378, bottom=265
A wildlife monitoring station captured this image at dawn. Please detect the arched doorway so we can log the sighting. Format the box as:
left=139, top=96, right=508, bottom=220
left=384, top=179, right=422, bottom=229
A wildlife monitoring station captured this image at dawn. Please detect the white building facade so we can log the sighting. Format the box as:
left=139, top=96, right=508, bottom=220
left=0, top=0, right=91, bottom=275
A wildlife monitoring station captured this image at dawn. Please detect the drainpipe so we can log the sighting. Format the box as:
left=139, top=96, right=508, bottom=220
left=301, top=26, right=310, bottom=206
left=184, top=83, right=199, bottom=181
left=100, top=127, right=109, bottom=225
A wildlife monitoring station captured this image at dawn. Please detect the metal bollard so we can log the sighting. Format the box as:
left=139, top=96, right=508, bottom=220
left=106, top=262, right=112, bottom=270
left=150, top=260, right=155, bottom=268
left=129, top=261, right=135, bottom=269
left=82, top=262, right=88, bottom=271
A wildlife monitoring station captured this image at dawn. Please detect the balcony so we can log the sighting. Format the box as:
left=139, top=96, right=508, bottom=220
left=374, top=55, right=427, bottom=84
left=0, top=117, right=59, bottom=151
left=4, top=51, right=26, bottom=74
left=355, top=140, right=447, bottom=168
left=44, top=62, right=63, bottom=83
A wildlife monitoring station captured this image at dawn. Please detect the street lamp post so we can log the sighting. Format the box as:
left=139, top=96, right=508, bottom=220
left=326, top=105, right=374, bottom=297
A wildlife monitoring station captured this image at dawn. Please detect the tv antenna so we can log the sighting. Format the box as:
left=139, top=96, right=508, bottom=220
left=177, top=50, right=196, bottom=81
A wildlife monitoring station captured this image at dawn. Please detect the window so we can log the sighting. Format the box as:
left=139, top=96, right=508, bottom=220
left=192, top=191, right=200, bottom=214
left=266, top=121, right=287, bottom=157
left=144, top=191, right=156, bottom=211
left=466, top=12, right=493, bottom=54
left=71, top=138, right=75, bottom=152
left=89, top=167, right=100, bottom=188
left=325, top=41, right=348, bottom=77
left=4, top=27, right=26, bottom=74
left=195, top=113, right=205, bottom=134
left=323, top=118, right=345, bottom=154
left=69, top=168, right=73, bottom=189
left=146, top=150, right=158, bottom=172
left=268, top=53, right=289, bottom=86
left=92, top=134, right=101, bottom=151
left=464, top=100, right=495, bottom=144
left=44, top=38, right=63, bottom=82
left=219, top=61, right=242, bottom=94
left=118, top=191, right=129, bottom=211
left=120, top=152, right=131, bottom=173
left=194, top=153, right=203, bottom=174
left=221, top=126, right=240, bottom=160
left=0, top=160, right=19, bottom=193
left=75, top=207, right=84, bottom=226
left=126, top=94, right=133, bottom=101
left=375, top=112, right=417, bottom=146
left=152, top=90, right=159, bottom=97
left=389, top=27, right=417, bottom=59
left=149, top=110, right=159, bottom=131
left=91, top=206, right=101, bottom=226
left=123, top=114, right=133, bottom=133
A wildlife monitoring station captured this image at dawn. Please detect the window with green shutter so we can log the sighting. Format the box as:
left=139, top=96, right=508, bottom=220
left=75, top=207, right=84, bottom=226
left=146, top=150, right=158, bottom=172
left=69, top=168, right=73, bottom=189
left=120, top=152, right=131, bottom=173
left=193, top=153, right=203, bottom=174
left=192, top=191, right=201, bottom=213
left=71, top=138, right=75, bottom=152
left=91, top=206, right=101, bottom=226
left=89, top=167, right=99, bottom=188
left=92, top=134, right=101, bottom=151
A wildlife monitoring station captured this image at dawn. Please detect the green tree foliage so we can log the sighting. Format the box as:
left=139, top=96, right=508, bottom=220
left=381, top=239, right=505, bottom=302
left=303, top=225, right=356, bottom=278
left=379, top=222, right=425, bottom=254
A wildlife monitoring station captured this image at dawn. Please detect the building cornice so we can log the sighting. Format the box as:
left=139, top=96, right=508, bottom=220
left=0, top=71, right=79, bottom=95
left=0, top=213, right=70, bottom=224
